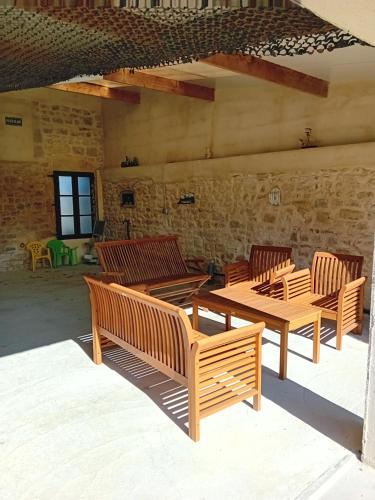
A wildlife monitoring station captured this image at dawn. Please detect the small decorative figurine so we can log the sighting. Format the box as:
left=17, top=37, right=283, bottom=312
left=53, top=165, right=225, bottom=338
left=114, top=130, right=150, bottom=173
left=299, top=128, right=317, bottom=149
left=121, top=156, right=139, bottom=167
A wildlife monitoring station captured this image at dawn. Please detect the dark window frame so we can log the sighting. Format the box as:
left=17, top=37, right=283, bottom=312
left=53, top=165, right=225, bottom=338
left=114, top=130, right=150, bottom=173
left=53, top=171, right=95, bottom=240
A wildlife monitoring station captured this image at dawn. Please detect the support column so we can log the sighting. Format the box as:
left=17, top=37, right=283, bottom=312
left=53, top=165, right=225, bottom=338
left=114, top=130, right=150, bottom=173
left=362, top=234, right=375, bottom=468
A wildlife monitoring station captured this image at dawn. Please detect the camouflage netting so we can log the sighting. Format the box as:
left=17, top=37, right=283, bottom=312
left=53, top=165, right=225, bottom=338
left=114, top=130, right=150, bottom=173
left=0, top=2, right=365, bottom=92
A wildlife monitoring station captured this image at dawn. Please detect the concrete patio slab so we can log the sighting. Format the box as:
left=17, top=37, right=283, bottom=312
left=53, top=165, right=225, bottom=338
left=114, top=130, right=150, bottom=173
left=0, top=267, right=370, bottom=500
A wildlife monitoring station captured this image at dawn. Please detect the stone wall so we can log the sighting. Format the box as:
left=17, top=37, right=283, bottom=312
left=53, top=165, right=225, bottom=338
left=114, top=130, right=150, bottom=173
left=0, top=88, right=104, bottom=271
left=102, top=143, right=375, bottom=308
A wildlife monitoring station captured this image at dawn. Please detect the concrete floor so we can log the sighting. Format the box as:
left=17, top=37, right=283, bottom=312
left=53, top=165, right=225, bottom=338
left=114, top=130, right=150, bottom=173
left=0, top=266, right=371, bottom=500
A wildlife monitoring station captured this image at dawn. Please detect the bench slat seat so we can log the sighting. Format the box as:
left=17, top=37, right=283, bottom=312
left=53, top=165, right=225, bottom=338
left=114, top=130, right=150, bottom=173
left=96, top=236, right=210, bottom=305
left=84, top=276, right=264, bottom=442
left=281, top=252, right=366, bottom=350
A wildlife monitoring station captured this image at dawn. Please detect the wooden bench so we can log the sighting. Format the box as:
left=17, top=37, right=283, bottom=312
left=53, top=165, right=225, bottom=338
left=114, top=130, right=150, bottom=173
left=84, top=276, right=264, bottom=442
left=281, top=251, right=366, bottom=350
left=224, top=245, right=295, bottom=298
left=95, top=235, right=210, bottom=305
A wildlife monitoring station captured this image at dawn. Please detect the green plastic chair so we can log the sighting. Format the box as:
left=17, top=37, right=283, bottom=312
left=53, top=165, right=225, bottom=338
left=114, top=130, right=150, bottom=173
left=47, top=240, right=71, bottom=267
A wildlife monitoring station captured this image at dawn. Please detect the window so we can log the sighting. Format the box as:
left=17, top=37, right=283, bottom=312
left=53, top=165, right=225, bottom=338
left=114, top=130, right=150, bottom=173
left=53, top=171, right=95, bottom=239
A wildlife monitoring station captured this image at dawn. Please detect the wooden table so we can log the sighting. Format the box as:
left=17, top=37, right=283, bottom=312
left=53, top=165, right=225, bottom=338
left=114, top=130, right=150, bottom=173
left=192, top=287, right=322, bottom=380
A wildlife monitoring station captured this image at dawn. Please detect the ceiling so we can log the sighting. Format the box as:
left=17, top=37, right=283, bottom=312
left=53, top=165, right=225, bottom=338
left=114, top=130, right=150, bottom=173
left=0, top=3, right=364, bottom=93
left=86, top=43, right=375, bottom=95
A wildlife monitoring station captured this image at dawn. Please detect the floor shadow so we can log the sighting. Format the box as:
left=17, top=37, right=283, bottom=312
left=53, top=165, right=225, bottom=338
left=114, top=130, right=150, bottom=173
left=261, top=366, right=363, bottom=455
left=77, top=334, right=190, bottom=437
left=76, top=333, right=364, bottom=450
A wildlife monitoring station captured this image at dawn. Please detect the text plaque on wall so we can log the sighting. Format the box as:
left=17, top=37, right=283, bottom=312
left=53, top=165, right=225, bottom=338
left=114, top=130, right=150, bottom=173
left=5, top=116, right=23, bottom=127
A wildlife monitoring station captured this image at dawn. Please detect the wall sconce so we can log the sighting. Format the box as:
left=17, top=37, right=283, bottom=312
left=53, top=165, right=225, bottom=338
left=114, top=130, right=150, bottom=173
left=269, top=187, right=281, bottom=206
left=178, top=193, right=195, bottom=205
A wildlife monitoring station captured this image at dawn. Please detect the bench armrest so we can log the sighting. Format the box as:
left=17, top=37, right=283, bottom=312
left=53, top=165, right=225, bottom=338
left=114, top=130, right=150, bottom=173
left=185, top=257, right=206, bottom=274
left=100, top=271, right=128, bottom=285
left=281, top=268, right=311, bottom=301
left=224, top=260, right=249, bottom=287
left=188, top=322, right=264, bottom=440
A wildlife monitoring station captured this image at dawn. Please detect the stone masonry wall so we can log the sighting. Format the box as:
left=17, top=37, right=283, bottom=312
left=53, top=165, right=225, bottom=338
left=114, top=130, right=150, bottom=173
left=103, top=161, right=375, bottom=308
left=0, top=92, right=104, bottom=271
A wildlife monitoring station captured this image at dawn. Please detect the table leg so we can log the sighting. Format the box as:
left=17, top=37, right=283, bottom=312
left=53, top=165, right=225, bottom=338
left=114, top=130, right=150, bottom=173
left=192, top=302, right=199, bottom=330
left=313, top=314, right=321, bottom=364
left=279, top=323, right=289, bottom=380
left=225, top=313, right=231, bottom=330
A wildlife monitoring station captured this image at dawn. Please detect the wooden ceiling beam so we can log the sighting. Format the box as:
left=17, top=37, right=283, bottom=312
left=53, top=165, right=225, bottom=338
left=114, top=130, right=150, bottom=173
left=202, top=53, right=329, bottom=97
left=50, top=82, right=140, bottom=104
left=104, top=69, right=215, bottom=101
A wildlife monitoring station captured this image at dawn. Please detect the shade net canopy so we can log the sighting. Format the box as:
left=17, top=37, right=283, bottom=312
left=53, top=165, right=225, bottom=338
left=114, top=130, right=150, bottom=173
left=0, top=0, right=365, bottom=92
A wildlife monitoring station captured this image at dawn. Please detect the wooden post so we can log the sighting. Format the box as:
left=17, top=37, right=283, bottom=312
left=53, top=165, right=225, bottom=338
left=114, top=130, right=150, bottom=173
left=91, top=295, right=102, bottom=365
left=188, top=344, right=200, bottom=442
left=313, top=313, right=321, bottom=363
left=253, top=331, right=262, bottom=411
left=192, top=302, right=199, bottom=330
left=279, top=323, right=289, bottom=379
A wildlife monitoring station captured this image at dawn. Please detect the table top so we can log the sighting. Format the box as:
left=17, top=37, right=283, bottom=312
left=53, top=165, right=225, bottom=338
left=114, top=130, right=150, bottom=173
left=194, top=287, right=321, bottom=325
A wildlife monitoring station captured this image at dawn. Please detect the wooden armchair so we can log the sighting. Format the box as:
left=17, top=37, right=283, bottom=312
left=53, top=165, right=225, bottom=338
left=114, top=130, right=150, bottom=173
left=224, top=245, right=294, bottom=297
left=84, top=276, right=264, bottom=442
left=281, top=251, right=366, bottom=350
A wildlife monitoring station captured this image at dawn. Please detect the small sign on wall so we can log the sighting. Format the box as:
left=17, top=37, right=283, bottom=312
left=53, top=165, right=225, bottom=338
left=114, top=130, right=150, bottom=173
left=5, top=116, right=22, bottom=127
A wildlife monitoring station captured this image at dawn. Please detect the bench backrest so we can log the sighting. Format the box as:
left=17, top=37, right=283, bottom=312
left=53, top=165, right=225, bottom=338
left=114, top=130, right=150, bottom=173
left=96, top=236, right=188, bottom=284
left=84, top=276, right=193, bottom=379
left=249, top=245, right=292, bottom=283
left=311, top=251, right=364, bottom=296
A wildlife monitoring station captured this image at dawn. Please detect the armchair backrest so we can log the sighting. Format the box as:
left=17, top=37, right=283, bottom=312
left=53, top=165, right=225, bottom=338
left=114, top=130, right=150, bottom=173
left=311, top=251, right=363, bottom=296
left=84, top=276, right=193, bottom=378
left=47, top=240, right=68, bottom=253
left=26, top=241, right=47, bottom=257
left=249, top=245, right=292, bottom=283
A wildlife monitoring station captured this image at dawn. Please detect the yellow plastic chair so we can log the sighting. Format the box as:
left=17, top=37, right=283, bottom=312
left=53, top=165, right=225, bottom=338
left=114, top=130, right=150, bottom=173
left=26, top=241, right=53, bottom=271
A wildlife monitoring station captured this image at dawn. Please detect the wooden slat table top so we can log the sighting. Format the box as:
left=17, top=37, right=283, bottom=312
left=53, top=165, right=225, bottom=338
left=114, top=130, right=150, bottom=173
left=194, top=287, right=320, bottom=328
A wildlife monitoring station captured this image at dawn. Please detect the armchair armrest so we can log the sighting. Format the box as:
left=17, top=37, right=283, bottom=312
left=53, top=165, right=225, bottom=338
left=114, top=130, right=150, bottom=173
left=337, top=277, right=366, bottom=336
left=270, top=264, right=296, bottom=284
left=281, top=268, right=311, bottom=301
left=269, top=264, right=296, bottom=299
left=224, top=260, right=250, bottom=287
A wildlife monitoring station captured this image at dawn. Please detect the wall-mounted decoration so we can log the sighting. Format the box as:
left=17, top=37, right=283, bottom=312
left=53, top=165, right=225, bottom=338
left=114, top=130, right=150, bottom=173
left=5, top=116, right=22, bottom=127
left=178, top=193, right=195, bottom=205
left=121, top=156, right=139, bottom=168
left=121, top=189, right=135, bottom=207
left=269, top=187, right=281, bottom=206
left=299, top=127, right=317, bottom=149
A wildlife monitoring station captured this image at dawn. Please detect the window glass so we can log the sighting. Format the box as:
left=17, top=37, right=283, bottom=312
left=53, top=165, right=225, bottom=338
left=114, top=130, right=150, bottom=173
left=79, top=196, right=91, bottom=215
left=78, top=177, right=91, bottom=196
left=80, top=215, right=92, bottom=234
left=61, top=217, right=75, bottom=235
left=59, top=176, right=73, bottom=195
left=60, top=196, right=74, bottom=215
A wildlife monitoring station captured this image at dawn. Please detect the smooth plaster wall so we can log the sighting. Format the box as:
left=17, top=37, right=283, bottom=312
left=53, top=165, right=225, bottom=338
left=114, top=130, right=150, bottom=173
left=103, top=80, right=375, bottom=168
